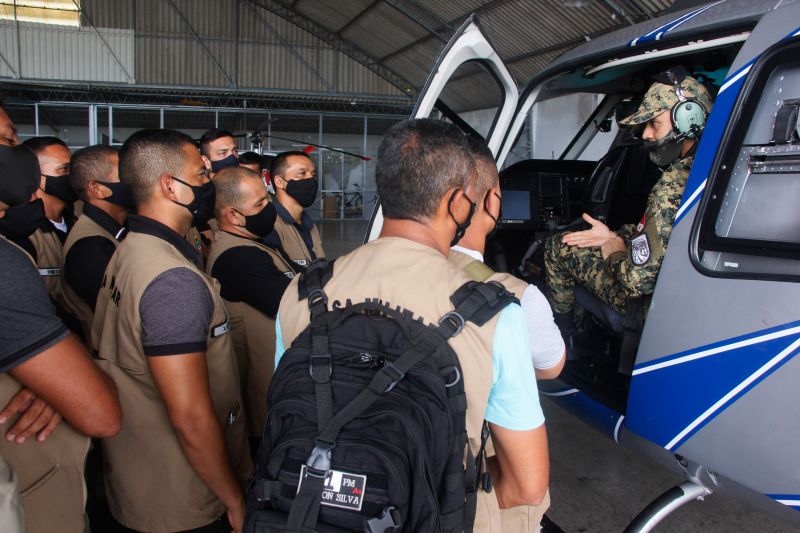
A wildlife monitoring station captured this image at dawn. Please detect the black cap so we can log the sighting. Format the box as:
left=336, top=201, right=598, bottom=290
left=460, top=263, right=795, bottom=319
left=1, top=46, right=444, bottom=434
left=0, top=144, right=40, bottom=207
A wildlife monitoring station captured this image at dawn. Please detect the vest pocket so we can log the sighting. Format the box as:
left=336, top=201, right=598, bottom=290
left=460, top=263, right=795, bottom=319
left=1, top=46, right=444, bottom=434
left=20, top=464, right=59, bottom=498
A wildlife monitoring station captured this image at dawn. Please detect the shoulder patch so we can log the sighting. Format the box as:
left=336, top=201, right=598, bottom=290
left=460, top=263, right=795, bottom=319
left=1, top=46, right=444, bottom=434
left=631, top=233, right=651, bottom=265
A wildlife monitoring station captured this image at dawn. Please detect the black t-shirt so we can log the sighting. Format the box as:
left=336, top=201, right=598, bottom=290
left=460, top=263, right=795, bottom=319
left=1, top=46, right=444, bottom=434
left=0, top=239, right=68, bottom=373
left=211, top=244, right=292, bottom=319
left=63, top=204, right=127, bottom=311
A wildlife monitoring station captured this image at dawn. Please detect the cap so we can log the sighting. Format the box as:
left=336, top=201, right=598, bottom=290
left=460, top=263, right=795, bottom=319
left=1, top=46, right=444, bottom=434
left=0, top=144, right=40, bottom=207
left=619, top=74, right=713, bottom=126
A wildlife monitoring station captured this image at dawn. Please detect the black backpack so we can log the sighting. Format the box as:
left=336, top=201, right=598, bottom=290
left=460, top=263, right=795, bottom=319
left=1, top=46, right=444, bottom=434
left=245, top=259, right=516, bottom=532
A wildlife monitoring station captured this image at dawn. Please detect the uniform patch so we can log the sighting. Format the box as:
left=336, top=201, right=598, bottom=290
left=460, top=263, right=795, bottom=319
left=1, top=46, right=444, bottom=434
left=212, top=320, right=230, bottom=338
left=631, top=233, right=651, bottom=265
left=299, top=466, right=366, bottom=512
left=284, top=271, right=295, bottom=279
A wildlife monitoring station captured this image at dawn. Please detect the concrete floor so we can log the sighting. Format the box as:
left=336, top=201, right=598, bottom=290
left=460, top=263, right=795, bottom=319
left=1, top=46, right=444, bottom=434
left=319, top=218, right=800, bottom=533
left=542, top=398, right=798, bottom=532
left=318, top=218, right=370, bottom=258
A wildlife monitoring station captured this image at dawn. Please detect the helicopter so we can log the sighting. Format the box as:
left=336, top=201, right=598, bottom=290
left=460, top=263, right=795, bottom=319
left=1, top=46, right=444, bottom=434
left=365, top=1, right=800, bottom=530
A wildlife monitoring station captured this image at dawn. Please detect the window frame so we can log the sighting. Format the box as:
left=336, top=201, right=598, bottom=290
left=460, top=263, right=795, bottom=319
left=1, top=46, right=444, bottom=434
left=690, top=37, right=800, bottom=282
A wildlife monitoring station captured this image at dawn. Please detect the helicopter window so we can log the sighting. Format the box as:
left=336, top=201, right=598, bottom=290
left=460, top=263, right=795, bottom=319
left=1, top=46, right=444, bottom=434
left=502, top=93, right=615, bottom=169
left=429, top=60, right=504, bottom=141
left=693, top=39, right=800, bottom=280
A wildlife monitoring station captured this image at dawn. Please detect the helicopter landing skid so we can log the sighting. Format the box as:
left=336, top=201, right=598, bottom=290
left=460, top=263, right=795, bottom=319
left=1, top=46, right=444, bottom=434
left=623, top=481, right=712, bottom=533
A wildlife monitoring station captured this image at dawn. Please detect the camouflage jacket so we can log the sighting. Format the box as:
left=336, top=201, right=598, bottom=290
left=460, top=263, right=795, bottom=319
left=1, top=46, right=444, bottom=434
left=605, top=155, right=693, bottom=297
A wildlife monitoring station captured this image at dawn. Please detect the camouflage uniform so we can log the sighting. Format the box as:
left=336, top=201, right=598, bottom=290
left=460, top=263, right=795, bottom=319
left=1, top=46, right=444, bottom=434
left=545, top=73, right=712, bottom=316
left=545, top=156, right=692, bottom=315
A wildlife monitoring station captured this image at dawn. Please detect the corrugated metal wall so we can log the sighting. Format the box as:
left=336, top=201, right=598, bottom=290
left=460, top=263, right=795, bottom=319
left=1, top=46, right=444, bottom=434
left=1, top=0, right=677, bottom=106
left=0, top=21, right=134, bottom=82
left=1, top=0, right=405, bottom=96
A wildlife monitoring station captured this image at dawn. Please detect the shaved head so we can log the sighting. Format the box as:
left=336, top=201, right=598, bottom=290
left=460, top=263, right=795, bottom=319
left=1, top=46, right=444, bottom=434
left=214, top=166, right=264, bottom=217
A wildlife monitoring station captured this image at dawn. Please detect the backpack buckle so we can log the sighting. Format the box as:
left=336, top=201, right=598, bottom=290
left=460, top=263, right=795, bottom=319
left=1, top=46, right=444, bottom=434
left=309, top=354, right=333, bottom=381
left=305, top=439, right=334, bottom=478
left=365, top=506, right=401, bottom=533
left=382, top=361, right=405, bottom=393
left=438, top=311, right=465, bottom=336
left=307, top=288, right=328, bottom=307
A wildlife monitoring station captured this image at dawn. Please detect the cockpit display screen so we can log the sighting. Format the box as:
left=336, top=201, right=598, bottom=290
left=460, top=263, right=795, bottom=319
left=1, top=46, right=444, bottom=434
left=500, top=190, right=531, bottom=223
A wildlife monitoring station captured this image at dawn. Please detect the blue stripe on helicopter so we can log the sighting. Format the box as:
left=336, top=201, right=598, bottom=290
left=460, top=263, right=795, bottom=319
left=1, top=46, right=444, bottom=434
left=628, top=1, right=725, bottom=48
left=627, top=323, right=800, bottom=451
left=633, top=319, right=800, bottom=374
left=767, top=495, right=800, bottom=511
left=674, top=26, right=800, bottom=226
left=540, top=387, right=623, bottom=442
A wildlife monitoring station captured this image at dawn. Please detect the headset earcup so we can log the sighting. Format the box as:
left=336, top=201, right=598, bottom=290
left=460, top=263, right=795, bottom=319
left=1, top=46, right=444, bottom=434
left=672, top=100, right=707, bottom=138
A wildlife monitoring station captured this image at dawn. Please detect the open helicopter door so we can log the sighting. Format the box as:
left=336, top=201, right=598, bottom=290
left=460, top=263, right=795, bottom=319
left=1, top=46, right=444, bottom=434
left=365, top=15, right=519, bottom=242
left=624, top=5, right=800, bottom=528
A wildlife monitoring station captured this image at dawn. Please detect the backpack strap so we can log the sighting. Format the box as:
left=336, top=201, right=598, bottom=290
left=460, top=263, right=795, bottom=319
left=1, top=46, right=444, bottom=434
left=450, top=280, right=518, bottom=327
left=449, top=281, right=516, bottom=531
left=298, top=259, right=337, bottom=433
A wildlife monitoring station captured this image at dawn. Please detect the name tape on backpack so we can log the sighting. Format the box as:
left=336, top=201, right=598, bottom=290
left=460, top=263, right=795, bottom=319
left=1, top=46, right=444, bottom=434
left=298, top=466, right=366, bottom=512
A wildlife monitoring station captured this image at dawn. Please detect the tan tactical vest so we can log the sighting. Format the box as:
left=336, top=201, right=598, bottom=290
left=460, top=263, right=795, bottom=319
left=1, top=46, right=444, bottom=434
left=278, top=237, right=504, bottom=531
left=0, top=235, right=90, bottom=533
left=0, top=376, right=90, bottom=533
left=60, top=213, right=122, bottom=341
left=206, top=231, right=296, bottom=438
left=91, top=231, right=251, bottom=532
left=449, top=249, right=551, bottom=532
left=449, top=249, right=530, bottom=297
left=185, top=225, right=208, bottom=268
left=273, top=214, right=325, bottom=268
left=29, top=226, right=63, bottom=302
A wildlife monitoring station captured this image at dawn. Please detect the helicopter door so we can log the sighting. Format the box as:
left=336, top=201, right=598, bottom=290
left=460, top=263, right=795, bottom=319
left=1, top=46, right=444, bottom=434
left=627, top=5, right=800, bottom=521
left=365, top=15, right=519, bottom=241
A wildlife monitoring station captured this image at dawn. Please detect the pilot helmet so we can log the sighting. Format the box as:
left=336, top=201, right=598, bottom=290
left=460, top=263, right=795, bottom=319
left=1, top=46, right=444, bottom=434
left=620, top=70, right=714, bottom=166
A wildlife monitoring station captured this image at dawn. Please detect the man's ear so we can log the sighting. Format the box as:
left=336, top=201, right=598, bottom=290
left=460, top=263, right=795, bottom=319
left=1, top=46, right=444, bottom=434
left=201, top=155, right=211, bottom=170
left=273, top=174, right=287, bottom=190
left=224, top=207, right=240, bottom=226
left=438, top=187, right=462, bottom=220
left=88, top=181, right=111, bottom=200
left=159, top=174, right=177, bottom=201
left=485, top=185, right=501, bottom=213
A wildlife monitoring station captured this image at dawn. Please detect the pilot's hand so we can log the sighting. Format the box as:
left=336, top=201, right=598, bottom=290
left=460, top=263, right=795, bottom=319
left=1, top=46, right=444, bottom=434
left=562, top=213, right=615, bottom=248
left=0, top=388, right=62, bottom=443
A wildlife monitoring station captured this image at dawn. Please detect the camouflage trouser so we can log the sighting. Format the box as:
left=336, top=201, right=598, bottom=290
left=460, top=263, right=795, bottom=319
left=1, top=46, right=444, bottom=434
left=544, top=232, right=629, bottom=315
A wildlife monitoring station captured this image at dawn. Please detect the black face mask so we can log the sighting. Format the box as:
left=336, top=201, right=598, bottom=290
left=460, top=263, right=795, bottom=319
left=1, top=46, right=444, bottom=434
left=0, top=198, right=48, bottom=240
left=285, top=177, right=319, bottom=208
left=448, top=189, right=477, bottom=247
left=211, top=154, right=239, bottom=173
left=96, top=181, right=135, bottom=210
left=236, top=202, right=277, bottom=238
left=170, top=176, right=216, bottom=226
left=644, top=130, right=685, bottom=168
left=0, top=145, right=39, bottom=206
left=484, top=192, right=502, bottom=241
left=42, top=174, right=78, bottom=204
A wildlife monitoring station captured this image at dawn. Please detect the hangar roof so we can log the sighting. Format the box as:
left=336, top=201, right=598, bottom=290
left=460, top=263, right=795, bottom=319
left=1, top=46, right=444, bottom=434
left=1, top=0, right=683, bottom=113
left=271, top=0, right=674, bottom=95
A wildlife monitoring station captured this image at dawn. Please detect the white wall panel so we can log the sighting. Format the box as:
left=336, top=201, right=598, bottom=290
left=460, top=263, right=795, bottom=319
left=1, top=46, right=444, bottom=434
left=0, top=21, right=134, bottom=82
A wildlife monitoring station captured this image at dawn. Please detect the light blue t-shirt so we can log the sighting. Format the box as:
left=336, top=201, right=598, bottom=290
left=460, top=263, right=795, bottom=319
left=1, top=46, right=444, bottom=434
left=274, top=303, right=544, bottom=431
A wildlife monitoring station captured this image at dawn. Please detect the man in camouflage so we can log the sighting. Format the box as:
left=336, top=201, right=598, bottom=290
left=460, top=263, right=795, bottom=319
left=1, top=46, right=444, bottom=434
left=545, top=71, right=713, bottom=334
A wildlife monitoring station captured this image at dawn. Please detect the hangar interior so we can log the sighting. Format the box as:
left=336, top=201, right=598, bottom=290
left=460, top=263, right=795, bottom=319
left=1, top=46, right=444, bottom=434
left=2, top=1, right=798, bottom=532
left=0, top=0, right=669, bottom=224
